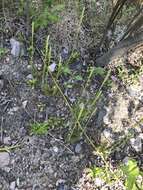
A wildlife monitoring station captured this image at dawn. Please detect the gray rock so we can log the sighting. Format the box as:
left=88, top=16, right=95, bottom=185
left=61, top=47, right=69, bottom=60
left=26, top=74, right=33, bottom=80
left=94, top=177, right=104, bottom=187
left=16, top=178, right=20, bottom=187
left=48, top=62, right=56, bottom=72
left=57, top=183, right=66, bottom=190
left=130, top=135, right=142, bottom=152
left=19, top=127, right=27, bottom=137
left=47, top=166, right=54, bottom=174
left=9, top=181, right=16, bottom=190
left=3, top=136, right=11, bottom=145
left=22, top=100, right=28, bottom=109
left=53, top=146, right=59, bottom=153
left=123, top=156, right=129, bottom=165
left=0, top=152, right=10, bottom=168
left=96, top=108, right=107, bottom=126
left=8, top=107, right=19, bottom=115
left=0, top=77, right=4, bottom=91
left=127, top=84, right=143, bottom=99
left=74, top=143, right=82, bottom=154
left=56, top=179, right=65, bottom=185
left=10, top=38, right=24, bottom=57
left=100, top=129, right=113, bottom=146
left=71, top=155, right=80, bottom=162
left=32, top=184, right=41, bottom=190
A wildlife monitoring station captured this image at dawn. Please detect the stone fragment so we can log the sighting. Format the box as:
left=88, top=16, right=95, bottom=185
left=10, top=38, right=24, bottom=57
left=9, top=181, right=16, bottom=190
left=0, top=152, right=10, bottom=168
left=3, top=136, right=11, bottom=145
left=75, top=143, right=82, bottom=154
left=130, top=135, right=142, bottom=152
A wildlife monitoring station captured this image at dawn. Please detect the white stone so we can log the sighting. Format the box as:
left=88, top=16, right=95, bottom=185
left=130, top=136, right=142, bottom=152
left=48, top=62, right=56, bottom=72
left=10, top=38, right=21, bottom=57
left=22, top=100, right=28, bottom=109
left=0, top=152, right=10, bottom=168
left=9, top=181, right=16, bottom=190
left=123, top=156, right=129, bottom=165
left=3, top=136, right=11, bottom=145
left=53, top=146, right=59, bottom=153
left=94, top=177, right=104, bottom=187
left=26, top=74, right=33, bottom=80
left=16, top=178, right=20, bottom=187
left=102, top=129, right=112, bottom=138
left=75, top=143, right=82, bottom=154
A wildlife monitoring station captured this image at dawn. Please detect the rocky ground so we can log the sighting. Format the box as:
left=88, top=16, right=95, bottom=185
left=0, top=44, right=143, bottom=190
left=0, top=1, right=143, bottom=190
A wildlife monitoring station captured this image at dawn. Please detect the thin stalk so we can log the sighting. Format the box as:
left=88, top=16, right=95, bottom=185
left=91, top=70, right=111, bottom=108
left=82, top=66, right=95, bottom=92
left=68, top=103, right=85, bottom=141
left=30, top=22, right=36, bottom=74
left=76, top=6, right=85, bottom=42
left=69, top=67, right=95, bottom=139
left=42, top=35, right=50, bottom=86
left=0, top=144, right=20, bottom=152
left=39, top=46, right=109, bottom=167
left=82, top=69, right=111, bottom=133
left=48, top=66, right=109, bottom=167
left=56, top=56, right=62, bottom=79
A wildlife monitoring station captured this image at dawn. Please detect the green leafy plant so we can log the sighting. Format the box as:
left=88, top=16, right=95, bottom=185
left=30, top=122, right=49, bottom=135
left=34, top=2, right=64, bottom=30
left=0, top=47, right=8, bottom=58
left=88, top=158, right=143, bottom=190
left=30, top=117, right=64, bottom=135
left=68, top=69, right=111, bottom=142
left=121, top=159, right=142, bottom=190
left=17, top=0, right=64, bottom=30
left=27, top=79, right=38, bottom=89
left=92, top=67, right=106, bottom=76
left=88, top=164, right=122, bottom=185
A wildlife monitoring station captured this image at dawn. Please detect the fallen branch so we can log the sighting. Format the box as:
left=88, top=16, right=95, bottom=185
left=96, top=31, right=143, bottom=67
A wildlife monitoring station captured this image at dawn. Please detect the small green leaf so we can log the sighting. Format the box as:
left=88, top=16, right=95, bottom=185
left=30, top=122, right=49, bottom=135
left=90, top=166, right=105, bottom=178
left=62, top=66, right=71, bottom=75
left=122, top=159, right=139, bottom=190
left=74, top=75, right=83, bottom=81
left=93, top=67, right=106, bottom=76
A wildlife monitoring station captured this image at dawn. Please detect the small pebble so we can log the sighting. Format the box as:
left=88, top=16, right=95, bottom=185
left=53, top=146, right=59, bottom=153
left=3, top=136, right=11, bottom=145
left=16, top=178, right=20, bottom=187
left=94, top=177, right=104, bottom=187
left=61, top=47, right=69, bottom=60
left=32, top=184, right=41, bottom=190
left=10, top=38, right=22, bottom=57
left=102, top=129, right=112, bottom=138
left=0, top=152, right=10, bottom=168
left=49, top=62, right=56, bottom=72
left=130, top=136, right=142, bottom=152
left=123, top=156, right=129, bottom=165
left=57, top=182, right=65, bottom=190
left=9, top=181, right=16, bottom=190
left=22, top=100, right=28, bottom=109
left=26, top=74, right=33, bottom=80
left=75, top=143, right=82, bottom=154
left=56, top=179, right=65, bottom=187
left=0, top=76, right=4, bottom=91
